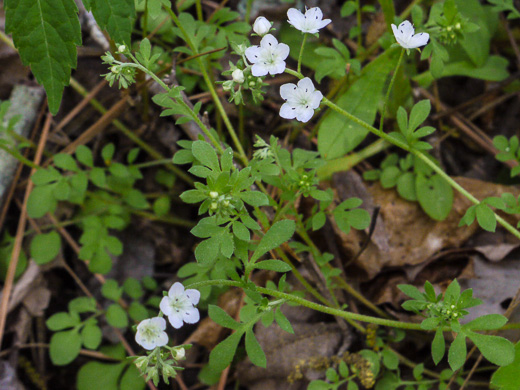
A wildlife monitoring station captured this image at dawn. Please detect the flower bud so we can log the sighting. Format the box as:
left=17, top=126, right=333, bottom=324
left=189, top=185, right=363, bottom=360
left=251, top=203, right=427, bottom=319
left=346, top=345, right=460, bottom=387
left=174, top=347, right=185, bottom=360
left=209, top=191, right=219, bottom=199
left=118, top=44, right=127, bottom=53
left=232, top=69, right=245, bottom=84
left=253, top=17, right=271, bottom=36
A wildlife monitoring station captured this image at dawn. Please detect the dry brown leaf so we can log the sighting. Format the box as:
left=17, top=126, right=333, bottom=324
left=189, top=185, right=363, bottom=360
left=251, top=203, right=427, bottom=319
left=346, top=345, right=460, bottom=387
left=333, top=176, right=520, bottom=279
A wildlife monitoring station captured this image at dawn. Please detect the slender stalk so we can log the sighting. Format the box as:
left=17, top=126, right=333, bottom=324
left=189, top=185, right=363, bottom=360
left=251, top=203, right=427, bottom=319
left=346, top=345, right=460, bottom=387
left=321, top=95, right=520, bottom=241
left=380, top=48, right=405, bottom=131
left=164, top=6, right=248, bottom=166
left=245, top=0, right=254, bottom=22
left=297, top=33, right=308, bottom=74
left=196, top=0, right=203, bottom=21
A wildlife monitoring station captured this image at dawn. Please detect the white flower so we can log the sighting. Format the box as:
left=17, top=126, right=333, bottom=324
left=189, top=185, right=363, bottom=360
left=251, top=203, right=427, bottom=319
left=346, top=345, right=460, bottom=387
left=287, top=7, right=331, bottom=34
left=391, top=21, right=429, bottom=49
left=245, top=34, right=290, bottom=77
left=253, top=16, right=271, bottom=36
left=135, top=317, right=169, bottom=350
left=160, top=282, right=200, bottom=329
left=232, top=69, right=245, bottom=84
left=279, top=77, right=323, bottom=123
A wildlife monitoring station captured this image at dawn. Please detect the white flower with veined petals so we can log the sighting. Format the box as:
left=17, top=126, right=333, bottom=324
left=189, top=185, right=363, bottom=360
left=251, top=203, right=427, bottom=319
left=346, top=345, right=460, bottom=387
left=135, top=317, right=169, bottom=350
left=160, top=282, right=201, bottom=329
left=245, top=34, right=290, bottom=77
left=391, top=21, right=429, bottom=49
left=253, top=16, right=271, bottom=36
left=280, top=77, right=323, bottom=123
left=287, top=7, right=331, bottom=34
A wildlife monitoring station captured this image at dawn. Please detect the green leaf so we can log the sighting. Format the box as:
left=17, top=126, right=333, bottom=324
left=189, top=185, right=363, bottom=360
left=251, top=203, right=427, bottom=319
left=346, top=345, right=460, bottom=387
left=76, top=145, right=94, bottom=167
left=46, top=312, right=80, bottom=331
left=49, top=329, right=82, bottom=365
left=54, top=153, right=79, bottom=172
left=408, top=100, right=431, bottom=132
left=398, top=284, right=424, bottom=301
left=254, top=260, right=292, bottom=273
left=192, top=141, right=219, bottom=171
left=245, top=329, right=266, bottom=368
left=84, top=0, right=136, bottom=45
left=68, top=297, right=96, bottom=313
left=81, top=324, right=102, bottom=349
left=120, top=364, right=145, bottom=390
left=468, top=332, right=515, bottom=367
left=448, top=332, right=467, bottom=371
left=382, top=349, right=399, bottom=370
left=27, top=185, right=57, bottom=218
left=475, top=203, right=497, bottom=232
left=208, top=305, right=239, bottom=330
left=30, top=231, right=61, bottom=264
left=318, top=49, right=399, bottom=159
left=491, top=341, right=520, bottom=390
left=123, top=277, right=143, bottom=299
left=232, top=221, right=250, bottom=241
left=380, top=166, right=401, bottom=188
left=251, top=220, right=295, bottom=263
left=5, top=0, right=82, bottom=114
left=105, top=303, right=128, bottom=328
left=101, top=279, right=122, bottom=301
left=77, top=361, right=126, bottom=390
left=209, top=331, right=243, bottom=372
left=153, top=196, right=170, bottom=217
left=432, top=328, right=446, bottom=365
left=128, top=302, right=148, bottom=322
left=239, top=191, right=269, bottom=207
left=416, top=173, right=453, bottom=221
left=274, top=307, right=294, bottom=334
left=465, top=314, right=508, bottom=330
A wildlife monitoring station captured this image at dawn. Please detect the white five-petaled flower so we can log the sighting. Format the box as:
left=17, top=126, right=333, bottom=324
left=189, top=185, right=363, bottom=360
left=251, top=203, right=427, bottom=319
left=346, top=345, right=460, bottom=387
left=287, top=7, right=331, bottom=34
left=160, top=282, right=201, bottom=329
left=253, top=16, right=271, bottom=36
left=391, top=21, right=429, bottom=49
left=279, top=77, right=323, bottom=123
left=245, top=34, right=290, bottom=77
left=135, top=317, right=169, bottom=350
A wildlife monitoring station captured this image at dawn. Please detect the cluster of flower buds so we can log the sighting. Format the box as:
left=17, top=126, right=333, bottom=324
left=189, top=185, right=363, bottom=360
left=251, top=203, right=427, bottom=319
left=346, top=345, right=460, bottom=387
left=101, top=44, right=137, bottom=88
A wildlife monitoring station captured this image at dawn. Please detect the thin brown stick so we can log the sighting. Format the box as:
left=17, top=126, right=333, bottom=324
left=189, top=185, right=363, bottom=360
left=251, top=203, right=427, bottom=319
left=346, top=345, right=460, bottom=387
left=0, top=113, right=52, bottom=350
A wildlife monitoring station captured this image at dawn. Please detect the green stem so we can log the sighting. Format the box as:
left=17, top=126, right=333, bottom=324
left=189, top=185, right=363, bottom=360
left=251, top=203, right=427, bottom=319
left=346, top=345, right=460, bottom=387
left=132, top=158, right=173, bottom=169
left=164, top=7, right=248, bottom=166
left=196, top=0, right=203, bottom=21
left=380, top=48, right=405, bottom=132
left=297, top=34, right=308, bottom=75
left=188, top=280, right=427, bottom=330
left=245, top=0, right=254, bottom=22
left=321, top=95, right=520, bottom=241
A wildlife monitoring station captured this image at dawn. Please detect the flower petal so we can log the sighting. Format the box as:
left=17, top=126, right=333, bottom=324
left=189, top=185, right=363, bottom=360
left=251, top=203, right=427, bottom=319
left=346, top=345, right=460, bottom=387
left=260, top=34, right=278, bottom=49
left=245, top=46, right=261, bottom=63
left=150, top=316, right=167, bottom=330
left=155, top=331, right=169, bottom=347
left=310, top=90, right=324, bottom=109
left=185, top=289, right=200, bottom=305
left=297, top=77, right=315, bottom=93
left=274, top=43, right=290, bottom=60
left=168, top=282, right=185, bottom=298
left=287, top=8, right=305, bottom=30
left=182, top=306, right=200, bottom=324
left=280, top=83, right=297, bottom=100
left=407, top=32, right=430, bottom=49
left=269, top=60, right=286, bottom=75
left=167, top=312, right=184, bottom=329
left=159, top=296, right=172, bottom=316
left=280, top=103, right=297, bottom=120
left=251, top=63, right=268, bottom=77
left=296, top=107, right=314, bottom=123
left=305, top=7, right=323, bottom=22
left=397, top=20, right=414, bottom=42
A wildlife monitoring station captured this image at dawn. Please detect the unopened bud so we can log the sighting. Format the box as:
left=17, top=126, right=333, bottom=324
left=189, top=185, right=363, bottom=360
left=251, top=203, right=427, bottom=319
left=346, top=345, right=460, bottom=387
left=174, top=347, right=185, bottom=360
left=232, top=69, right=245, bottom=84
left=118, top=44, right=127, bottom=53
left=209, top=191, right=219, bottom=199
left=253, top=17, right=271, bottom=37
